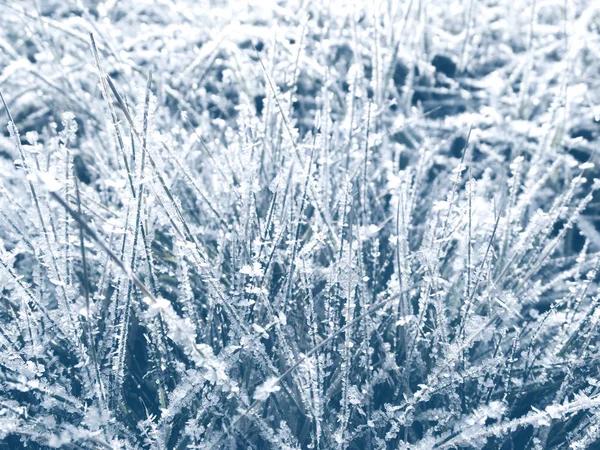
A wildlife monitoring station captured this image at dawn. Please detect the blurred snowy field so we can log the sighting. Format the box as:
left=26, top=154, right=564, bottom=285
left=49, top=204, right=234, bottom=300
left=1, top=0, right=600, bottom=449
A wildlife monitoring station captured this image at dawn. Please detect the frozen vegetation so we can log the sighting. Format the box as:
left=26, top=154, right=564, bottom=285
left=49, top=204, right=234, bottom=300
left=1, top=0, right=600, bottom=448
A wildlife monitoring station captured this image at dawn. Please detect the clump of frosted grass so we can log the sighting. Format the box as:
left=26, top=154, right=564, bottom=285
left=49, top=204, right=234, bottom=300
left=1, top=1, right=600, bottom=449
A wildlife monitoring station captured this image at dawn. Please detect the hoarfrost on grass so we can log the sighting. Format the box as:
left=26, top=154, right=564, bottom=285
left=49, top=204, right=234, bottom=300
left=1, top=0, right=600, bottom=449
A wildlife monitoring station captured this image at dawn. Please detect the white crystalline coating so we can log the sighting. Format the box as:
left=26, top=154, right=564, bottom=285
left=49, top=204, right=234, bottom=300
left=359, top=224, right=380, bottom=239
left=237, top=297, right=256, bottom=306
left=252, top=323, right=268, bottom=337
left=143, top=296, right=172, bottom=317
left=34, top=171, right=62, bottom=192
left=2, top=2, right=600, bottom=449
left=278, top=310, right=287, bottom=325
left=452, top=164, right=467, bottom=174
left=48, top=278, right=65, bottom=286
left=395, top=315, right=415, bottom=327
left=269, top=169, right=286, bottom=193
left=240, top=262, right=264, bottom=277
left=254, top=377, right=281, bottom=401
left=432, top=200, right=449, bottom=212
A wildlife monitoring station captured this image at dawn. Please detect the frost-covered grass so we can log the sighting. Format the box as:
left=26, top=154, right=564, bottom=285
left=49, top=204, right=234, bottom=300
left=1, top=0, right=600, bottom=448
